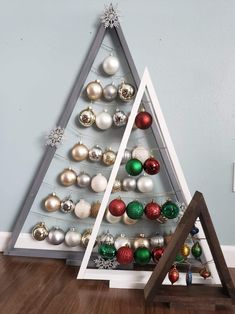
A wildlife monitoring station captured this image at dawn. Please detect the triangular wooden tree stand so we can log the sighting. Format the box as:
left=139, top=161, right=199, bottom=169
left=144, top=191, right=235, bottom=309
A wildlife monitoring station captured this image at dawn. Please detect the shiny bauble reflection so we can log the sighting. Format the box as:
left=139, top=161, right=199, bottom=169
left=133, top=234, right=150, bottom=249
left=44, top=193, right=61, bottom=212
left=32, top=222, right=49, bottom=241
left=113, top=109, right=128, bottom=127
left=59, top=168, right=77, bottom=186
left=78, top=107, right=96, bottom=127
left=102, top=149, right=116, bottom=166
left=60, top=198, right=75, bottom=213
left=65, top=228, right=81, bottom=247
left=121, top=149, right=132, bottom=164
left=86, top=80, right=103, bottom=100
left=88, top=145, right=103, bottom=162
left=102, top=55, right=120, bottom=75
left=48, top=227, right=65, bottom=245
left=103, top=83, right=117, bottom=101
left=71, top=142, right=89, bottom=161
left=122, top=177, right=136, bottom=191
left=118, top=82, right=135, bottom=102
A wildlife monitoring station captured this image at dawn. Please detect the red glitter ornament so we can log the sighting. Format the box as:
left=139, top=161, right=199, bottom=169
left=135, top=111, right=152, bottom=129
left=143, top=157, right=160, bottom=175
left=108, top=199, right=126, bottom=217
left=116, top=246, right=134, bottom=264
left=144, top=201, right=161, bottom=220
left=152, top=247, right=164, bottom=263
left=168, top=265, right=179, bottom=284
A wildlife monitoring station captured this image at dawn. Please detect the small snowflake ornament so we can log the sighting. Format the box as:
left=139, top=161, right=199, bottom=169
left=101, top=4, right=120, bottom=28
left=46, top=126, right=64, bottom=148
left=94, top=256, right=118, bottom=269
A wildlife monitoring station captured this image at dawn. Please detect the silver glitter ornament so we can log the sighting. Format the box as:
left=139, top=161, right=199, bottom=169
left=150, top=233, right=165, bottom=248
left=32, top=222, right=49, bottom=241
left=114, top=234, right=131, bottom=250
left=121, top=149, right=132, bottom=164
left=113, top=109, right=128, bottom=127
left=78, top=107, right=96, bottom=127
left=118, top=82, right=135, bottom=102
left=86, top=80, right=103, bottom=101
left=48, top=227, right=65, bottom=245
left=103, top=83, right=117, bottom=101
left=88, top=145, right=103, bottom=162
left=76, top=172, right=91, bottom=188
left=100, top=230, right=114, bottom=245
left=60, top=198, right=75, bottom=213
left=65, top=228, right=81, bottom=247
left=133, top=234, right=150, bottom=249
left=122, top=177, right=136, bottom=191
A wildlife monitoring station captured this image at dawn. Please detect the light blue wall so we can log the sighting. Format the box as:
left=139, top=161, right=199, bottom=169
left=0, top=0, right=234, bottom=245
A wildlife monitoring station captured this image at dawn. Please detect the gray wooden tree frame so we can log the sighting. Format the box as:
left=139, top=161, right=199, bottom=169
left=5, top=21, right=187, bottom=260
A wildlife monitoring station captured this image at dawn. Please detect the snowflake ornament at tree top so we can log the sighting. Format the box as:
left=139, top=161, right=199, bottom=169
left=46, top=126, right=64, bottom=148
left=101, top=3, right=120, bottom=28
left=94, top=256, right=119, bottom=269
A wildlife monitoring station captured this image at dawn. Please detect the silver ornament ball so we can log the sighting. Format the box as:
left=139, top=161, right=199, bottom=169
left=133, top=234, right=150, bottom=249
left=102, top=55, right=120, bottom=75
left=121, top=149, right=132, bottom=164
left=150, top=233, right=164, bottom=248
left=65, top=228, right=81, bottom=247
left=60, top=199, right=75, bottom=213
left=48, top=227, right=65, bottom=245
left=103, top=83, right=117, bottom=101
left=122, top=177, right=137, bottom=191
left=100, top=230, right=114, bottom=245
left=113, top=109, right=128, bottom=127
left=77, top=172, right=91, bottom=188
left=88, top=145, right=103, bottom=162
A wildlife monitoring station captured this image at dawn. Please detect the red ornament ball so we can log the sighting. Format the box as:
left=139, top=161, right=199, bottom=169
left=108, top=199, right=126, bottom=217
left=116, top=246, right=134, bottom=264
left=144, top=201, right=161, bottom=220
left=152, top=247, right=164, bottom=263
left=168, top=265, right=179, bottom=284
left=143, top=158, right=160, bottom=175
left=135, top=111, right=152, bottom=129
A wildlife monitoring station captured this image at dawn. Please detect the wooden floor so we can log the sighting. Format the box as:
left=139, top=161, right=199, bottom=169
left=0, top=254, right=235, bottom=314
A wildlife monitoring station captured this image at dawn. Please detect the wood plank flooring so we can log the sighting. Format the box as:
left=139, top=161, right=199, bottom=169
left=0, top=254, right=234, bottom=314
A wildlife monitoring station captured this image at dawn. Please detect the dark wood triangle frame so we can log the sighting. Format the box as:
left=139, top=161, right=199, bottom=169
left=5, top=19, right=187, bottom=260
left=144, top=191, right=235, bottom=309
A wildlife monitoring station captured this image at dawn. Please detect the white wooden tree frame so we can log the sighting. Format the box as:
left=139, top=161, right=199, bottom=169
left=77, top=68, right=219, bottom=289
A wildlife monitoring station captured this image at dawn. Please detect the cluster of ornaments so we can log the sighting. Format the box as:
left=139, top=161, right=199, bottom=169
left=78, top=107, right=152, bottom=130
left=59, top=168, right=107, bottom=193
left=32, top=223, right=96, bottom=248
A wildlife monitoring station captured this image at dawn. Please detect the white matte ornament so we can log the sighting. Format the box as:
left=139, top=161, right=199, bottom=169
left=74, top=199, right=91, bottom=219
left=102, top=55, right=120, bottom=75
left=122, top=212, right=137, bottom=225
left=95, top=111, right=113, bottom=130
left=65, top=228, right=81, bottom=247
left=114, top=234, right=131, bottom=250
left=91, top=174, right=107, bottom=192
left=103, top=83, right=117, bottom=101
left=48, top=227, right=65, bottom=245
left=132, top=146, right=150, bottom=163
left=106, top=210, right=122, bottom=223
left=137, top=176, right=154, bottom=193
left=77, top=172, right=91, bottom=188
left=122, top=177, right=136, bottom=191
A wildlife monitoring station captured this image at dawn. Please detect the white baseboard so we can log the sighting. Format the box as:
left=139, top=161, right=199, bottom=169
left=1, top=232, right=235, bottom=268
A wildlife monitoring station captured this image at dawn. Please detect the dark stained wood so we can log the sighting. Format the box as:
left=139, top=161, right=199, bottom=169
left=144, top=191, right=235, bottom=307
left=0, top=254, right=235, bottom=314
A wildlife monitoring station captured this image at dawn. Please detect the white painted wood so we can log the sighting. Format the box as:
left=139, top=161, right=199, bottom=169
left=233, top=162, right=235, bottom=192
left=0, top=232, right=11, bottom=251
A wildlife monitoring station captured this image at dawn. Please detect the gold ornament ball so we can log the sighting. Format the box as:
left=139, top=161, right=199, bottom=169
left=90, top=201, right=101, bottom=218
left=122, top=212, right=137, bottom=225
left=59, top=168, right=77, bottom=186
left=32, top=222, right=49, bottom=241
left=44, top=193, right=61, bottom=212
left=133, top=234, right=150, bottom=249
left=81, top=229, right=97, bottom=248
left=78, top=107, right=96, bottom=127
left=112, top=179, right=122, bottom=193
left=71, top=143, right=89, bottom=161
left=181, top=244, right=191, bottom=257
left=86, top=80, right=103, bottom=100
left=102, top=149, right=116, bottom=166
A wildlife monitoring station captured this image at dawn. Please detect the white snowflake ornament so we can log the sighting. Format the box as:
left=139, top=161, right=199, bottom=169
left=46, top=126, right=64, bottom=148
left=94, top=256, right=118, bottom=269
left=101, top=4, right=120, bottom=28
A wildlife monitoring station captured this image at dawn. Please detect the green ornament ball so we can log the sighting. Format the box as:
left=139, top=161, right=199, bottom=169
left=126, top=201, right=144, bottom=219
left=134, top=247, right=151, bottom=265
left=175, top=253, right=185, bottom=263
left=191, top=241, right=202, bottom=259
left=98, top=244, right=116, bottom=260
left=161, top=200, right=179, bottom=219
left=125, top=158, right=143, bottom=176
